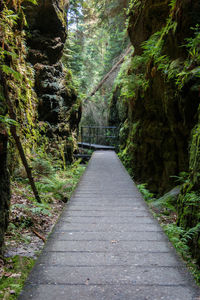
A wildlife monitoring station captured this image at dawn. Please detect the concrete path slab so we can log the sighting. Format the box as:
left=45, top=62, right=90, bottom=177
left=18, top=151, right=200, bottom=300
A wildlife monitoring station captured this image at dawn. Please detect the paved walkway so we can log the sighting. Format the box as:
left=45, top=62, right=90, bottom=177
left=19, top=151, right=199, bottom=300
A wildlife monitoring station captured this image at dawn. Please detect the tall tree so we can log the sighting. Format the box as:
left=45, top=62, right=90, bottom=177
left=64, top=0, right=129, bottom=125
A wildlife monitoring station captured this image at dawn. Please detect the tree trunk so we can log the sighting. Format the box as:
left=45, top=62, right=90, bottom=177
left=0, top=130, right=10, bottom=254
left=85, top=45, right=133, bottom=101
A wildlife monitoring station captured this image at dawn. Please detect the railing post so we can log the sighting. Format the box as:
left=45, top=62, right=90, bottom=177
left=79, top=125, right=119, bottom=150
left=89, top=126, right=91, bottom=147
left=97, top=127, right=99, bottom=145
left=81, top=127, right=83, bottom=146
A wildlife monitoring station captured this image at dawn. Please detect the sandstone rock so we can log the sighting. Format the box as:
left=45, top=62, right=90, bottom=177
left=26, top=0, right=80, bottom=162
left=110, top=0, right=200, bottom=194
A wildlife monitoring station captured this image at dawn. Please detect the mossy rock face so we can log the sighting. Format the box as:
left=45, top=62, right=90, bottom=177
left=110, top=0, right=200, bottom=195
left=177, top=118, right=200, bottom=262
left=26, top=0, right=69, bottom=41
left=109, top=0, right=200, bottom=264
left=110, top=71, right=195, bottom=193
left=128, top=0, right=170, bottom=55
left=177, top=189, right=200, bottom=263
left=26, top=0, right=80, bottom=163
left=109, top=86, right=127, bottom=127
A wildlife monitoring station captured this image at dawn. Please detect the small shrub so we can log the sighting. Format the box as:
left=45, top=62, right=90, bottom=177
left=163, top=224, right=190, bottom=259
left=137, top=183, right=154, bottom=201
left=31, top=157, right=54, bottom=177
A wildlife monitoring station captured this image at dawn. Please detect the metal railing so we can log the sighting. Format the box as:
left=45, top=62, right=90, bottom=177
left=80, top=126, right=118, bottom=147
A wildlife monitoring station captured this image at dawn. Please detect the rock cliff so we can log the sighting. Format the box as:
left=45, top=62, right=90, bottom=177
left=110, top=0, right=200, bottom=193
left=109, top=0, right=200, bottom=262
left=0, top=0, right=81, bottom=253
left=26, top=0, right=81, bottom=160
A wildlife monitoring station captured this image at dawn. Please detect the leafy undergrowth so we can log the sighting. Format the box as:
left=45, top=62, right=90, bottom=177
left=0, top=158, right=86, bottom=299
left=0, top=256, right=34, bottom=300
left=137, top=183, right=200, bottom=285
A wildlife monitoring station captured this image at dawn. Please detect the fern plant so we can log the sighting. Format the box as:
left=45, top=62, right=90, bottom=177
left=137, top=183, right=154, bottom=201
left=163, top=224, right=190, bottom=259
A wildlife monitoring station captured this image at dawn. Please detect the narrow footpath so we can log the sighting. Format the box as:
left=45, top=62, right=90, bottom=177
left=19, top=151, right=200, bottom=300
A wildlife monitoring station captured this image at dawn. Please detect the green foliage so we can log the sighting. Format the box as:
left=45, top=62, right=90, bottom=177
left=138, top=185, right=200, bottom=283
left=178, top=192, right=200, bottom=229
left=169, top=0, right=177, bottom=10
left=141, top=22, right=200, bottom=89
left=185, top=25, right=200, bottom=64
left=1, top=65, right=22, bottom=81
left=182, top=192, right=200, bottom=208
left=117, top=121, right=139, bottom=177
left=137, top=183, right=154, bottom=201
left=171, top=172, right=190, bottom=184
left=176, top=25, right=200, bottom=88
left=141, top=18, right=177, bottom=76
left=163, top=224, right=190, bottom=258
left=0, top=256, right=35, bottom=299
left=176, top=113, right=200, bottom=269
left=185, top=223, right=200, bottom=242
left=0, top=116, right=17, bottom=126
left=114, top=53, right=148, bottom=101
left=29, top=159, right=86, bottom=203
left=135, top=181, right=200, bottom=283
left=7, top=157, right=86, bottom=248
left=35, top=175, right=70, bottom=202
left=142, top=30, right=165, bottom=59
left=135, top=178, right=200, bottom=282
left=65, top=0, right=129, bottom=125
left=12, top=202, right=52, bottom=218
left=126, top=0, right=141, bottom=28
left=31, top=157, right=54, bottom=177
left=181, top=122, right=200, bottom=195
left=148, top=187, right=180, bottom=217
left=0, top=0, right=40, bottom=153
left=163, top=223, right=200, bottom=284
left=118, top=146, right=134, bottom=176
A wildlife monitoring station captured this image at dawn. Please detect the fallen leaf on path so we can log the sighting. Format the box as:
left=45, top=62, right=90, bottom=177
left=111, top=240, right=118, bottom=244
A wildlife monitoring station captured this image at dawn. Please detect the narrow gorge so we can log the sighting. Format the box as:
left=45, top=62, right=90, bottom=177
left=0, top=0, right=200, bottom=295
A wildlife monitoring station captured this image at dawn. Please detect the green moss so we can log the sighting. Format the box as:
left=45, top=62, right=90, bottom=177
left=0, top=256, right=35, bottom=299
left=118, top=122, right=140, bottom=177
left=114, top=54, right=149, bottom=101
left=177, top=111, right=200, bottom=263
left=0, top=1, right=39, bottom=152
left=55, top=1, right=67, bottom=27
